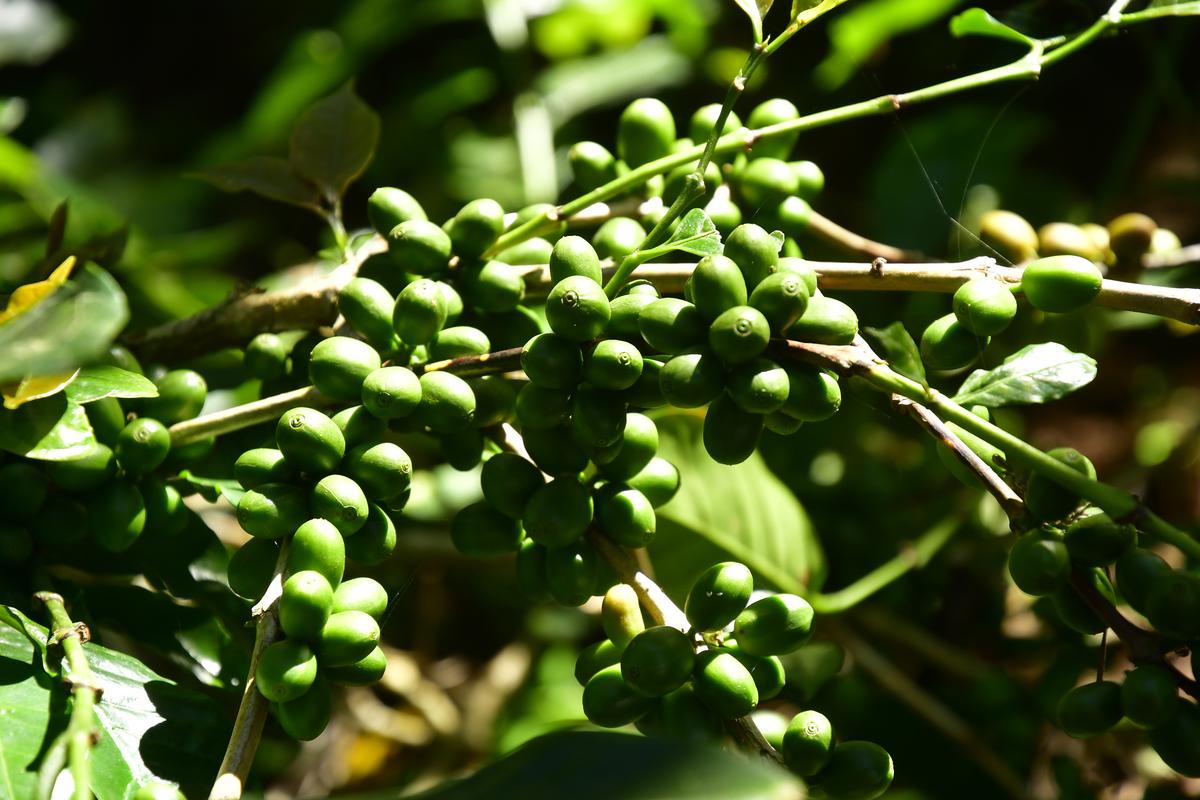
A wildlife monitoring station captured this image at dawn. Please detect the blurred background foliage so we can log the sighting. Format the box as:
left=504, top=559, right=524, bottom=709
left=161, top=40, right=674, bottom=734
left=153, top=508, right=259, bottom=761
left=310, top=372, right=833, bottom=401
left=1, top=0, right=1199, bottom=798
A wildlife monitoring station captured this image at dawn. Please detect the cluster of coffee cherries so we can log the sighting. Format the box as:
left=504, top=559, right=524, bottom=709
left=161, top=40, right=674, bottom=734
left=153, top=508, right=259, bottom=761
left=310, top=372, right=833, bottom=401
left=976, top=208, right=1182, bottom=272
left=0, top=363, right=206, bottom=565
left=571, top=564, right=892, bottom=799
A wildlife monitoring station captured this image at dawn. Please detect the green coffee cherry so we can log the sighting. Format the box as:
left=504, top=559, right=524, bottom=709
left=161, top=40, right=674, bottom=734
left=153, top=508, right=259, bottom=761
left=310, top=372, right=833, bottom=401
left=703, top=394, right=763, bottom=466
left=772, top=197, right=812, bottom=239
left=85, top=397, right=126, bottom=447
left=280, top=570, right=334, bottom=641
left=326, top=646, right=388, bottom=686
left=234, top=448, right=294, bottom=490
left=275, top=676, right=332, bottom=741
left=256, top=640, right=318, bottom=702
left=523, top=425, right=589, bottom=476
left=227, top=538, right=279, bottom=600
left=746, top=98, right=799, bottom=161
left=311, top=474, right=369, bottom=536
left=620, top=626, right=694, bottom=696
left=237, top=483, right=309, bottom=539
left=723, top=642, right=785, bottom=701
left=513, top=385, right=568, bottom=432
left=709, top=306, right=770, bottom=365
left=360, top=366, right=421, bottom=421
left=626, top=457, right=680, bottom=508
left=576, top=639, right=623, bottom=686
left=451, top=502, right=523, bottom=557
left=114, top=418, right=170, bottom=474
left=515, top=539, right=550, bottom=601
left=978, top=209, right=1038, bottom=263
left=88, top=479, right=146, bottom=552
left=496, top=236, right=554, bottom=266
left=921, top=314, right=986, bottom=371
left=523, top=478, right=593, bottom=549
left=688, top=255, right=748, bottom=321
left=546, top=276, right=610, bottom=342
left=749, top=271, right=809, bottom=333
left=245, top=333, right=291, bottom=380
left=733, top=593, right=814, bottom=656
left=639, top=298, right=705, bottom=355
left=332, top=405, right=387, bottom=449
left=571, top=387, right=626, bottom=448
left=437, top=280, right=464, bottom=324
left=584, top=339, right=643, bottom=390
left=0, top=462, right=48, bottom=520
left=582, top=664, right=655, bottom=728
left=550, top=236, right=603, bottom=285
left=1151, top=227, right=1181, bottom=256
left=689, top=105, right=742, bottom=150
left=790, top=161, right=825, bottom=201
left=522, top=333, right=583, bottom=389
left=468, top=376, right=516, bottom=428
left=764, top=412, right=803, bottom=436
left=1038, top=222, right=1101, bottom=261
left=663, top=161, right=721, bottom=208
left=142, top=369, right=207, bottom=425
left=686, top=561, right=753, bottom=633
left=308, top=337, right=382, bottom=401
left=545, top=539, right=599, bottom=606
left=1107, top=212, right=1156, bottom=264
left=692, top=650, right=758, bottom=719
left=428, top=326, right=490, bottom=362
left=332, top=577, right=388, bottom=621
left=393, top=278, right=449, bottom=345
left=1150, top=701, right=1200, bottom=777
left=1063, top=512, right=1134, bottom=567
left=368, top=187, right=426, bottom=234
left=1121, top=665, right=1178, bottom=728
left=1007, top=528, right=1070, bottom=596
left=780, top=364, right=841, bottom=422
left=462, top=260, right=524, bottom=313
left=787, top=296, right=857, bottom=345
left=1051, top=568, right=1116, bottom=635
left=623, top=357, right=667, bottom=409
left=1021, top=255, right=1103, bottom=313
left=276, top=407, right=345, bottom=474
left=952, top=277, right=1017, bottom=336
left=289, top=518, right=345, bottom=587
left=705, top=192, right=743, bottom=236
left=608, top=293, right=656, bottom=339
left=339, top=278, right=398, bottom=352
left=778, top=257, right=819, bottom=296
left=133, top=782, right=185, bottom=800
left=737, top=158, right=798, bottom=209
left=142, top=479, right=188, bottom=537
left=318, top=609, right=381, bottom=667
left=1058, top=681, right=1122, bottom=738
left=569, top=141, right=619, bottom=192
left=617, top=97, right=675, bottom=168
left=592, top=218, right=646, bottom=262
left=724, top=224, right=780, bottom=290
left=597, top=413, right=658, bottom=482
left=448, top=198, right=505, bottom=259
left=415, top=371, right=476, bottom=432
left=344, top=442, right=412, bottom=501
left=727, top=358, right=789, bottom=414
left=814, top=741, right=893, bottom=800
left=1145, top=571, right=1200, bottom=640
left=440, top=429, right=486, bottom=470
left=1114, top=548, right=1170, bottom=615
left=782, top=709, right=834, bottom=777
left=343, top=505, right=396, bottom=566
left=388, top=219, right=452, bottom=274
left=1024, top=447, right=1094, bottom=522
left=595, top=484, right=656, bottom=548
left=602, top=583, right=645, bottom=650
left=51, top=444, right=116, bottom=491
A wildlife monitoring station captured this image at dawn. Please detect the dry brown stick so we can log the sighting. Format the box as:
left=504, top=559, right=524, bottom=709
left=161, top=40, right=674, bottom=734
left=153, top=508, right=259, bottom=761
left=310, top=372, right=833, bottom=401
left=805, top=210, right=924, bottom=262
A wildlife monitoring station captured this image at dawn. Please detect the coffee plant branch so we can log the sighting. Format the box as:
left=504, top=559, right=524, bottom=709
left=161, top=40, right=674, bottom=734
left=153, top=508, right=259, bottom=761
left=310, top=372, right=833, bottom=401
left=35, top=591, right=100, bottom=800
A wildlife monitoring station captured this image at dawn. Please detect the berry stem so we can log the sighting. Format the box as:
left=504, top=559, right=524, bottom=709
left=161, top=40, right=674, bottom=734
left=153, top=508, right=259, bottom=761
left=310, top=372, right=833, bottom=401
left=34, top=591, right=99, bottom=800
left=168, top=386, right=332, bottom=447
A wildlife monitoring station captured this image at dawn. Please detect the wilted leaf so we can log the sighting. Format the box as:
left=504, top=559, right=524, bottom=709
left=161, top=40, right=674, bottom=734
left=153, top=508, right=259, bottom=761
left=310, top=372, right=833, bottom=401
left=953, top=342, right=1097, bottom=407
left=289, top=82, right=381, bottom=203
left=865, top=322, right=926, bottom=387
left=192, top=156, right=322, bottom=209
left=949, top=8, right=1035, bottom=46
left=0, top=255, right=74, bottom=325
left=64, top=366, right=158, bottom=404
left=0, top=394, right=96, bottom=460
left=1, top=369, right=78, bottom=409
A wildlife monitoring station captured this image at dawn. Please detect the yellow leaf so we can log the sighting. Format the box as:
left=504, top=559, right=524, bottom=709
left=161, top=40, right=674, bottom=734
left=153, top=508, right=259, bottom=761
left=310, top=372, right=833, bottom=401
left=0, top=256, right=76, bottom=326
left=1, top=369, right=80, bottom=409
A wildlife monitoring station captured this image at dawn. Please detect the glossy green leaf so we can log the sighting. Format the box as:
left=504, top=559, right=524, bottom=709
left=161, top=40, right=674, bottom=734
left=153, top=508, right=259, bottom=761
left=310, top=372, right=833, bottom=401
left=952, top=342, right=1096, bottom=407
left=288, top=82, right=381, bottom=202
left=0, top=394, right=96, bottom=460
left=664, top=209, right=722, bottom=257
left=949, top=8, right=1035, bottom=46
left=648, top=412, right=823, bottom=600
left=406, top=731, right=803, bottom=800
left=64, top=366, right=158, bottom=405
left=191, top=156, right=322, bottom=209
left=0, top=611, right=227, bottom=799
left=0, top=264, right=129, bottom=383
left=865, top=322, right=927, bottom=387
left=0, top=604, right=52, bottom=672
left=732, top=0, right=775, bottom=42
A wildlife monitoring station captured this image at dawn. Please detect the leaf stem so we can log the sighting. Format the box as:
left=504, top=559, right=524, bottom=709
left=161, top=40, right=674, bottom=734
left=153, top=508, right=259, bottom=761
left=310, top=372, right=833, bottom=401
left=34, top=591, right=98, bottom=800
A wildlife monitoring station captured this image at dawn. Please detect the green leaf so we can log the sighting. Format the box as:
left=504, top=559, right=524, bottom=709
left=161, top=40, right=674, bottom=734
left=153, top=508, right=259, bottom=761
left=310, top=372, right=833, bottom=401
left=0, top=394, right=96, bottom=460
left=0, top=264, right=128, bottom=384
left=648, top=412, right=823, bottom=601
left=731, top=0, right=774, bottom=42
left=0, top=605, right=53, bottom=673
left=949, top=8, right=1035, bottom=46
left=664, top=209, right=722, bottom=257
left=64, top=366, right=158, bottom=405
left=288, top=82, right=381, bottom=203
left=0, top=612, right=227, bottom=799
left=175, top=470, right=245, bottom=506
left=191, top=156, right=322, bottom=209
left=406, top=731, right=803, bottom=800
left=952, top=342, right=1097, bottom=407
left=865, top=322, right=926, bottom=387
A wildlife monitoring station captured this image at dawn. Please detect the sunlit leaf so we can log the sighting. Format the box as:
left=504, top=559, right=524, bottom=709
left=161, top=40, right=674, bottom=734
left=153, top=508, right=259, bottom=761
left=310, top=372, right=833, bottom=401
left=731, top=0, right=774, bottom=42
left=191, top=156, right=322, bottom=209
left=0, top=394, right=96, bottom=459
left=865, top=322, right=926, bottom=387
left=64, top=366, right=158, bottom=404
left=1, top=369, right=79, bottom=409
left=289, top=82, right=381, bottom=203
left=952, top=342, right=1096, bottom=407
left=0, top=255, right=74, bottom=325
left=949, top=8, right=1035, bottom=46
left=662, top=208, right=722, bottom=257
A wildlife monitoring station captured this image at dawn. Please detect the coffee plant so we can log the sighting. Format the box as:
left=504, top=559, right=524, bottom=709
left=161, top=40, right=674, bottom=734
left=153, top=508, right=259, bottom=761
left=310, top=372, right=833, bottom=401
left=2, top=1, right=1199, bottom=798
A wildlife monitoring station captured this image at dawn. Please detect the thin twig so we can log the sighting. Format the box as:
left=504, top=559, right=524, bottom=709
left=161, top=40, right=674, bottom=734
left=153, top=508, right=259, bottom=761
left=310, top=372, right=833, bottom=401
left=169, top=386, right=331, bottom=447
left=34, top=592, right=99, bottom=800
